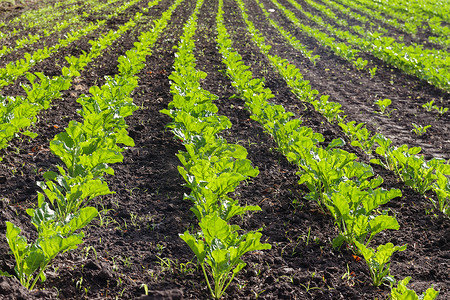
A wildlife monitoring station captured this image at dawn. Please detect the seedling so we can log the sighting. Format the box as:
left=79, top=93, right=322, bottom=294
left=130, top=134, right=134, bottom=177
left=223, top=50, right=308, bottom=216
left=369, top=66, right=377, bottom=78
left=339, top=121, right=376, bottom=156
left=391, top=277, right=439, bottom=300
left=411, top=123, right=431, bottom=136
left=374, top=98, right=396, bottom=117
left=354, top=241, right=407, bottom=287
left=422, top=100, right=434, bottom=111
left=434, top=106, right=448, bottom=115
left=180, top=214, right=271, bottom=299
left=354, top=57, right=368, bottom=70
left=422, top=100, right=448, bottom=115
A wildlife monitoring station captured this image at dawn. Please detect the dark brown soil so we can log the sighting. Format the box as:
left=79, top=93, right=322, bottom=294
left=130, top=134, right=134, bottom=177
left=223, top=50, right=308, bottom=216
left=0, top=0, right=449, bottom=299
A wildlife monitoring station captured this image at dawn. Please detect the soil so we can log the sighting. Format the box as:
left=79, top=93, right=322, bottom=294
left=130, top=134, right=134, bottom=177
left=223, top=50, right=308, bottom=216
left=0, top=0, right=449, bottom=299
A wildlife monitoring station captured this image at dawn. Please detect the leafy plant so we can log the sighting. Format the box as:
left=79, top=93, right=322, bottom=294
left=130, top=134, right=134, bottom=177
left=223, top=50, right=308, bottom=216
left=374, top=98, right=396, bottom=117
left=326, top=182, right=401, bottom=248
left=431, top=172, right=450, bottom=216
left=339, top=121, right=376, bottom=156
left=422, top=100, right=448, bottom=115
left=311, top=95, right=344, bottom=123
left=434, top=105, right=448, bottom=115
left=370, top=134, right=403, bottom=172
left=411, top=123, right=431, bottom=136
left=391, top=277, right=439, bottom=300
left=422, top=100, right=435, bottom=111
left=180, top=213, right=271, bottom=299
left=4, top=197, right=97, bottom=290
left=354, top=241, right=407, bottom=287
left=354, top=57, right=368, bottom=70
left=369, top=66, right=377, bottom=78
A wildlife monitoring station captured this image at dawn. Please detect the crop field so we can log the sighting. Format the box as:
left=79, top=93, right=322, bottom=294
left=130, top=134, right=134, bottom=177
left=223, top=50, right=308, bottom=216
left=0, top=0, right=449, bottom=298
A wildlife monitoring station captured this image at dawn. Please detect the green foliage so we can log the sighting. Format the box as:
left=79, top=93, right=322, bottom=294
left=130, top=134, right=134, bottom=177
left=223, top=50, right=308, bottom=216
left=354, top=57, right=368, bottom=70
left=411, top=123, right=431, bottom=136
left=369, top=66, right=377, bottom=78
left=325, top=182, right=401, bottom=248
left=431, top=172, right=450, bottom=216
left=355, top=241, right=407, bottom=287
left=391, top=277, right=439, bottom=300
left=339, top=121, right=376, bottom=156
left=5, top=198, right=97, bottom=290
left=180, top=214, right=270, bottom=299
left=311, top=95, right=344, bottom=123
left=374, top=98, right=396, bottom=117
left=2, top=0, right=173, bottom=290
left=164, top=2, right=268, bottom=299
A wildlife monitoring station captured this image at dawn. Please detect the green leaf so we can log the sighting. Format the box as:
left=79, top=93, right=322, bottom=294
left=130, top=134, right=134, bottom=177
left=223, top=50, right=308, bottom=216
left=199, top=214, right=230, bottom=246
left=369, top=215, right=399, bottom=237
left=326, top=138, right=345, bottom=150
left=332, top=235, right=345, bottom=248
left=66, top=207, right=98, bottom=233
left=180, top=231, right=206, bottom=263
left=22, top=246, right=44, bottom=277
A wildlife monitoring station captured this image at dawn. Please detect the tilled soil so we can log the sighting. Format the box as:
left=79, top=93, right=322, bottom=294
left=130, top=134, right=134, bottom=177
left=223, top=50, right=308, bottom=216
left=0, top=0, right=449, bottom=299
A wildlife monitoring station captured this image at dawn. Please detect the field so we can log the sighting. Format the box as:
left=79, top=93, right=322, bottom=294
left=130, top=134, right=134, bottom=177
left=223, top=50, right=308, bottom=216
left=0, top=0, right=449, bottom=299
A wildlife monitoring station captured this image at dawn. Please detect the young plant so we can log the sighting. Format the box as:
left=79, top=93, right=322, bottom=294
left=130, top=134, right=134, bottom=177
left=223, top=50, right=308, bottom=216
left=396, top=155, right=450, bottom=194
left=374, top=98, right=396, bottom=117
left=370, top=134, right=403, bottom=172
left=354, top=241, right=407, bottom=287
left=369, top=66, right=377, bottom=78
left=434, top=106, right=448, bottom=115
left=431, top=172, right=450, bottom=216
left=411, top=123, right=431, bottom=136
left=296, top=139, right=375, bottom=209
left=422, top=100, right=435, bottom=112
left=354, top=57, right=368, bottom=70
left=180, top=213, right=271, bottom=299
left=325, top=181, right=401, bottom=248
left=4, top=196, right=97, bottom=290
left=391, top=277, right=439, bottom=300
left=311, top=95, right=344, bottom=123
left=339, top=121, right=376, bottom=156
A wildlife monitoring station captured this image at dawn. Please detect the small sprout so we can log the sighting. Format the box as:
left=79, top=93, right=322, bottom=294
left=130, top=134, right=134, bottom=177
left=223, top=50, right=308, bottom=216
left=434, top=105, right=448, bottom=115
left=369, top=66, right=377, bottom=78
left=354, top=57, right=368, bottom=70
left=411, top=123, right=431, bottom=136
left=374, top=98, right=396, bottom=117
left=422, top=100, right=448, bottom=115
left=422, top=100, right=434, bottom=111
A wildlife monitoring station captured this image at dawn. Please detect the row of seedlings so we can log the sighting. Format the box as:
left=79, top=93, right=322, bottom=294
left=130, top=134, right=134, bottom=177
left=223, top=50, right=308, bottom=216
left=0, top=0, right=79, bottom=41
left=249, top=0, right=450, bottom=219
left=0, top=0, right=123, bottom=58
left=2, top=0, right=183, bottom=290
left=273, top=0, right=450, bottom=91
left=349, top=0, right=450, bottom=39
left=162, top=0, right=270, bottom=298
left=0, top=0, right=161, bottom=159
left=252, top=0, right=320, bottom=65
left=264, top=0, right=366, bottom=70
left=217, top=0, right=439, bottom=297
left=0, top=0, right=146, bottom=89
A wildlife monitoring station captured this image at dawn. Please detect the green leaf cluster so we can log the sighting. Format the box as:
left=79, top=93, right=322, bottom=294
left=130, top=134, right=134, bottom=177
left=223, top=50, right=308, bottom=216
left=339, top=121, right=376, bottom=156
left=391, top=277, right=439, bottom=300
left=5, top=197, right=97, bottom=290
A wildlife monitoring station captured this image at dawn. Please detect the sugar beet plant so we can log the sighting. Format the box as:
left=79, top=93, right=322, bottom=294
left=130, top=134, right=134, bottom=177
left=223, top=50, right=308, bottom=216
left=162, top=0, right=270, bottom=298
left=1, top=0, right=181, bottom=289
